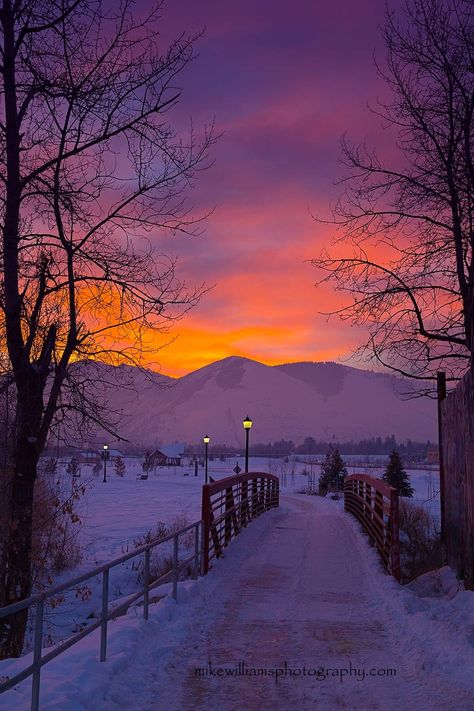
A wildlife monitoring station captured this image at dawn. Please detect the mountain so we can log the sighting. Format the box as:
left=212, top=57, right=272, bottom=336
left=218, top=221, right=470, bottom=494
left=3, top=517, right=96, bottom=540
left=70, top=356, right=438, bottom=448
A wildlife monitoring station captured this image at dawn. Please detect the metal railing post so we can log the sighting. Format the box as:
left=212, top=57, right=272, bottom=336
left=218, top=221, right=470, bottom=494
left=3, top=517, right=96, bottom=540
left=100, top=569, right=109, bottom=662
left=143, top=549, right=150, bottom=620
left=31, top=598, right=44, bottom=711
left=0, top=516, right=211, bottom=711
left=172, top=534, right=179, bottom=600
left=193, top=523, right=200, bottom=579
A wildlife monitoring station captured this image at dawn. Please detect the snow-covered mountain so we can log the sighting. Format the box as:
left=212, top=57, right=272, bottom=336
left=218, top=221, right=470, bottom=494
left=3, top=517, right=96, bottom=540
left=71, top=356, right=438, bottom=447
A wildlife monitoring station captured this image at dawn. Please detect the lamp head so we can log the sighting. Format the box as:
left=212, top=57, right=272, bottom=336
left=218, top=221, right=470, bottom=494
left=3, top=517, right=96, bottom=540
left=242, top=416, right=253, bottom=430
left=203, top=435, right=210, bottom=444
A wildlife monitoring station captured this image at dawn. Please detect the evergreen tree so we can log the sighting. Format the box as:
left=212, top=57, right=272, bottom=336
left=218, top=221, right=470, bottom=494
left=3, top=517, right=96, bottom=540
left=383, top=450, right=414, bottom=497
left=114, top=456, right=126, bottom=477
left=319, top=446, right=348, bottom=490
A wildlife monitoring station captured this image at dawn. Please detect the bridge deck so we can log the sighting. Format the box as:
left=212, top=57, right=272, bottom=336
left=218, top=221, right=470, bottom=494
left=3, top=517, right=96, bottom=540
left=99, top=495, right=473, bottom=711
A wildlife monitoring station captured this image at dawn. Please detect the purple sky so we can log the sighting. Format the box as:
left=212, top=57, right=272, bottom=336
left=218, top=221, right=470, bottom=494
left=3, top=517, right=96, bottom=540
left=146, top=0, right=403, bottom=375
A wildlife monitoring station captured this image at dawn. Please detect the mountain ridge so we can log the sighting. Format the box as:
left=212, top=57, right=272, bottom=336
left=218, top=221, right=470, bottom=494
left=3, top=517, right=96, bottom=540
left=68, top=356, right=437, bottom=447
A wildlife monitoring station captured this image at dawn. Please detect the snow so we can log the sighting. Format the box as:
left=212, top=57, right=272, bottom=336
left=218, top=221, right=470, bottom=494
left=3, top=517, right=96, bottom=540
left=78, top=357, right=438, bottom=446
left=2, top=456, right=442, bottom=658
left=2, top=485, right=473, bottom=711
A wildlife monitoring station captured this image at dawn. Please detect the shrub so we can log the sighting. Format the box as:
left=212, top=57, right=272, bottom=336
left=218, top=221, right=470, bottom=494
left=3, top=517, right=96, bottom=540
left=114, top=456, right=126, bottom=477
left=399, top=500, right=441, bottom=581
left=134, top=515, right=195, bottom=585
left=32, top=465, right=86, bottom=582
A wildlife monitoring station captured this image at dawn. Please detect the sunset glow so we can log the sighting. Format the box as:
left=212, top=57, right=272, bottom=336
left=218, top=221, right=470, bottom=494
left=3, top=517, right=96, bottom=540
left=119, top=0, right=400, bottom=376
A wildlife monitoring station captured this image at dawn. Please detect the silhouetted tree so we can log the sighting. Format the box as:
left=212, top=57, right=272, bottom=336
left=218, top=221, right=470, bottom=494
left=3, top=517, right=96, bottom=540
left=312, top=0, right=474, bottom=390
left=0, top=0, right=214, bottom=657
left=383, top=450, right=414, bottom=497
left=319, top=445, right=348, bottom=490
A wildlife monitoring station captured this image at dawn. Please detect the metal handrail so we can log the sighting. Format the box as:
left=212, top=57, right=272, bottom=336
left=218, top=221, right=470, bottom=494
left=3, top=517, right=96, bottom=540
left=0, top=519, right=202, bottom=711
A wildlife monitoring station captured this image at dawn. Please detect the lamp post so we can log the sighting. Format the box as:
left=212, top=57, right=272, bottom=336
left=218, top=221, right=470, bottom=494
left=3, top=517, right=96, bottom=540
left=203, top=435, right=210, bottom=484
left=243, top=416, right=252, bottom=473
left=102, top=444, right=109, bottom=483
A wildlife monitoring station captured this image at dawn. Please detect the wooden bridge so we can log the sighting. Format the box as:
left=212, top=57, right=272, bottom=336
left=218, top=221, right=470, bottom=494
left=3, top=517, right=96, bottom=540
left=1, top=472, right=472, bottom=711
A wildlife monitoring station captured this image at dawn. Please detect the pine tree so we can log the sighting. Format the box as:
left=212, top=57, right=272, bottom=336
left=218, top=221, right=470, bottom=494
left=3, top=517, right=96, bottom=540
left=383, top=450, right=414, bottom=497
left=319, top=446, right=348, bottom=490
left=114, top=456, right=126, bottom=477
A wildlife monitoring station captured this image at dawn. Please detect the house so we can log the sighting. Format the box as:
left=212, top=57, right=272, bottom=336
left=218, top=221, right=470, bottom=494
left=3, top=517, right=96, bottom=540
left=149, top=443, right=185, bottom=467
left=77, top=448, right=124, bottom=465
left=77, top=450, right=100, bottom=466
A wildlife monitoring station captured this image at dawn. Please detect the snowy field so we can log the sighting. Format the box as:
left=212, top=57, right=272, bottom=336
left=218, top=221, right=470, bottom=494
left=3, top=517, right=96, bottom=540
left=1, top=491, right=472, bottom=711
left=3, top=456, right=442, bottom=653
left=0, top=455, right=443, bottom=710
left=41, top=454, right=442, bottom=571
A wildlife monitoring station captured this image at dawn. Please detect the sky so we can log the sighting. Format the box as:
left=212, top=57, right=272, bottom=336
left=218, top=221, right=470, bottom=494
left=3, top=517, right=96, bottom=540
left=144, top=0, right=402, bottom=377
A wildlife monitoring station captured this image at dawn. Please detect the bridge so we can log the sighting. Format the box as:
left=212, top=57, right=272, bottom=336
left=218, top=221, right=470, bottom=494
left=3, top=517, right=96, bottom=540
left=1, top=473, right=472, bottom=710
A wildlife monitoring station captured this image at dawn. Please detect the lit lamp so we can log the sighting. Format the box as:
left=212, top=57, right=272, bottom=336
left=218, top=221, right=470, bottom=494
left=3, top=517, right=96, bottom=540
left=243, top=416, right=252, bottom=473
left=203, top=435, right=210, bottom=484
left=102, top=444, right=109, bottom=483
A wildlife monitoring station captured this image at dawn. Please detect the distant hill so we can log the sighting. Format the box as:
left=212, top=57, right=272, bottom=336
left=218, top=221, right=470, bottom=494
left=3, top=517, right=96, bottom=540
left=66, top=356, right=438, bottom=448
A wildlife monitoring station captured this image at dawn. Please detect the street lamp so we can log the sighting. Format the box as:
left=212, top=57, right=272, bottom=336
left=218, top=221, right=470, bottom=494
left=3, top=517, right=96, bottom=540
left=203, top=435, right=210, bottom=484
left=102, top=444, right=109, bottom=483
left=243, top=416, right=252, bottom=473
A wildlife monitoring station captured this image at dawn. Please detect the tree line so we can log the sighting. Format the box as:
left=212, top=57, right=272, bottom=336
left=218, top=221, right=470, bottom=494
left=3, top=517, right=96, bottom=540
left=186, top=436, right=435, bottom=458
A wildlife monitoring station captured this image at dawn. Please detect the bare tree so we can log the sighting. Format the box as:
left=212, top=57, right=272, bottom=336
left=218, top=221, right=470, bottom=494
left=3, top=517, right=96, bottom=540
left=312, top=0, right=474, bottom=391
left=0, top=0, right=215, bottom=657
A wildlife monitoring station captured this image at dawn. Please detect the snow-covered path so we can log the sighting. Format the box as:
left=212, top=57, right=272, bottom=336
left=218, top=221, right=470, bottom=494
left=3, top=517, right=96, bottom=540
left=95, top=495, right=474, bottom=711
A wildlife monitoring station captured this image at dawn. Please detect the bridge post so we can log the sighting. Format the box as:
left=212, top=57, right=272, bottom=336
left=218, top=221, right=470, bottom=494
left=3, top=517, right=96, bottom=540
left=241, top=480, right=248, bottom=526
left=390, top=489, right=401, bottom=581
left=201, top=484, right=211, bottom=575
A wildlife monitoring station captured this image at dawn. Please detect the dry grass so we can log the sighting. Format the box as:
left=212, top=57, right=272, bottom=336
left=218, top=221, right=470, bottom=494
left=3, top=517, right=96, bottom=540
left=134, top=514, right=196, bottom=585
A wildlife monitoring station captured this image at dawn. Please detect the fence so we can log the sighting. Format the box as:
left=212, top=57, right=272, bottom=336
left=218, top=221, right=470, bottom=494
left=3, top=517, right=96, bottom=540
left=201, top=471, right=280, bottom=574
left=439, top=368, right=474, bottom=588
left=0, top=520, right=201, bottom=711
left=344, top=474, right=400, bottom=580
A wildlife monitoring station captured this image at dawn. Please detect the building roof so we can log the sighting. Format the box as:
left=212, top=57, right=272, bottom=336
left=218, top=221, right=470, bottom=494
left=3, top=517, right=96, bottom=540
left=153, top=443, right=185, bottom=459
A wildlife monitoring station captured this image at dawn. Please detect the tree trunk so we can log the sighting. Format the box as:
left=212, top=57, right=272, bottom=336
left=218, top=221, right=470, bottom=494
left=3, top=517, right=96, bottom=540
left=0, top=395, right=42, bottom=659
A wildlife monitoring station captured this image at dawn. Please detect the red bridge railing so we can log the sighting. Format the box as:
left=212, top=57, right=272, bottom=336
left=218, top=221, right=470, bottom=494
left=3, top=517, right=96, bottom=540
left=201, top=472, right=280, bottom=574
left=343, top=474, right=400, bottom=581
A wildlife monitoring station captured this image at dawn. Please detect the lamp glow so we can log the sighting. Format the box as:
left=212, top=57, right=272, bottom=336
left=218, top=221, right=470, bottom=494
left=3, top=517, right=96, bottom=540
left=242, top=416, right=253, bottom=430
